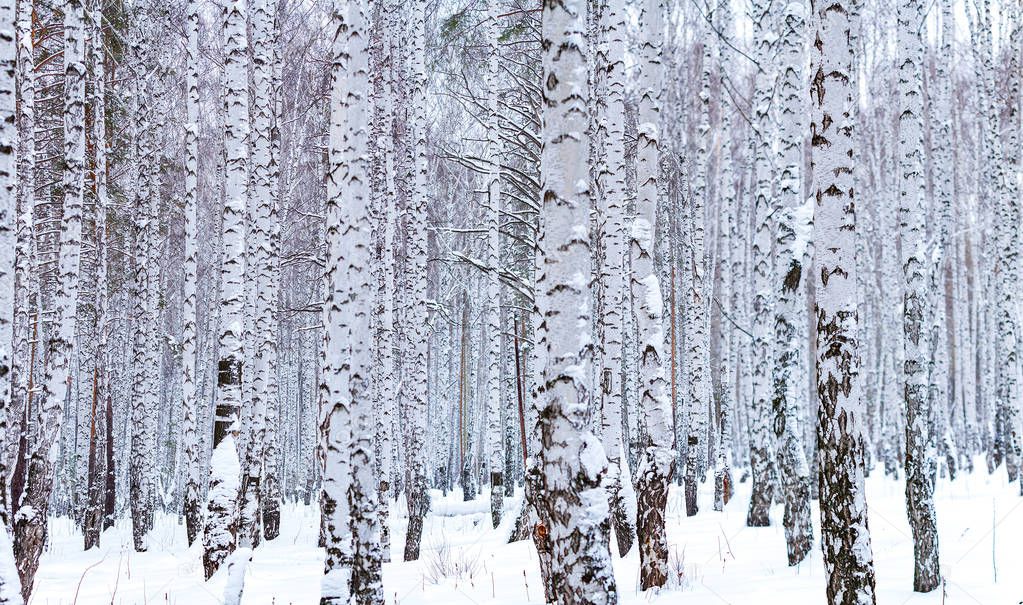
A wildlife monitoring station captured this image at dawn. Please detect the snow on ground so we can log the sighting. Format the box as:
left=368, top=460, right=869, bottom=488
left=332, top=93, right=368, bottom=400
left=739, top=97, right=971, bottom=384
left=32, top=460, right=1023, bottom=604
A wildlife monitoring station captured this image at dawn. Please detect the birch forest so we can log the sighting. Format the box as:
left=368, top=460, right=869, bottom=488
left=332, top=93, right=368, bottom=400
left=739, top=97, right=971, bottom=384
left=0, top=0, right=1020, bottom=602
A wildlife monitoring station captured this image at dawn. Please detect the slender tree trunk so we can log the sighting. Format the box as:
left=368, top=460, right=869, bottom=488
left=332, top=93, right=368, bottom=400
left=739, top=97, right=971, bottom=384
left=898, top=0, right=940, bottom=592
left=402, top=0, right=431, bottom=563
left=713, top=0, right=737, bottom=511
left=7, top=0, right=34, bottom=535
left=772, top=0, right=813, bottom=566
left=596, top=0, right=636, bottom=556
left=319, top=4, right=355, bottom=598
left=483, top=0, right=504, bottom=529
left=686, top=4, right=712, bottom=519
left=369, top=0, right=397, bottom=559
left=631, top=0, right=675, bottom=589
left=239, top=0, right=276, bottom=550
left=261, top=3, right=284, bottom=542
left=536, top=0, right=618, bottom=601
left=128, top=24, right=156, bottom=551
left=82, top=0, right=109, bottom=552
left=0, top=0, right=24, bottom=597
left=747, top=0, right=779, bottom=528
left=181, top=0, right=203, bottom=548
left=329, top=4, right=384, bottom=601
left=13, top=0, right=86, bottom=598
left=204, top=0, right=250, bottom=579
left=810, top=1, right=878, bottom=600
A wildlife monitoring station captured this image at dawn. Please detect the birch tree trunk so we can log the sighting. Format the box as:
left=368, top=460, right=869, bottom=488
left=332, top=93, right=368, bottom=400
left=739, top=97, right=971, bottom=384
left=7, top=0, right=34, bottom=528
left=402, top=0, right=431, bottom=563
left=483, top=0, right=504, bottom=529
left=898, top=0, right=940, bottom=591
left=368, top=0, right=397, bottom=560
left=632, top=0, right=675, bottom=589
left=686, top=6, right=711, bottom=519
left=13, top=0, right=86, bottom=598
left=240, top=0, right=276, bottom=550
left=772, top=0, right=813, bottom=566
left=129, top=72, right=150, bottom=551
left=747, top=0, right=779, bottom=527
left=597, top=0, right=637, bottom=556
left=203, top=0, right=250, bottom=579
left=991, top=0, right=1022, bottom=489
left=536, top=0, right=618, bottom=600
left=810, top=0, right=878, bottom=600
left=261, top=5, right=284, bottom=542
left=181, top=0, right=202, bottom=548
left=334, top=3, right=384, bottom=601
left=84, top=1, right=109, bottom=551
left=320, top=3, right=355, bottom=599
left=713, top=0, right=736, bottom=513
left=0, top=0, right=24, bottom=598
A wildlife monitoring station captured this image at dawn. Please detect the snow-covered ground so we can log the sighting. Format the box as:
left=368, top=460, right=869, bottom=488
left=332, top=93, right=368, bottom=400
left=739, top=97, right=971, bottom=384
left=32, top=461, right=1022, bottom=604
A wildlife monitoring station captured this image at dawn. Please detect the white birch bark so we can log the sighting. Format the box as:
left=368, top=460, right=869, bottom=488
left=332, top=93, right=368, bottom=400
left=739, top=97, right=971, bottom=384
left=686, top=12, right=711, bottom=518
left=713, top=0, right=736, bottom=513
left=82, top=0, right=111, bottom=552
left=483, top=0, right=504, bottom=530
left=536, top=0, right=617, bottom=600
left=181, top=0, right=202, bottom=548
left=320, top=4, right=354, bottom=593
left=898, top=0, right=940, bottom=591
left=129, top=69, right=155, bottom=550
left=747, top=0, right=779, bottom=527
left=990, top=0, right=1022, bottom=487
left=13, top=0, right=86, bottom=598
left=772, top=0, right=813, bottom=566
left=927, top=0, right=958, bottom=480
left=597, top=0, right=636, bottom=556
left=7, top=0, right=34, bottom=506
left=337, top=3, right=383, bottom=601
left=370, top=1, right=397, bottom=560
left=402, top=0, right=431, bottom=563
left=632, top=0, right=675, bottom=589
left=810, top=0, right=877, bottom=599
left=0, top=0, right=13, bottom=524
left=0, top=0, right=23, bottom=599
left=261, top=5, right=283, bottom=541
left=203, top=0, right=250, bottom=579
left=240, top=0, right=276, bottom=550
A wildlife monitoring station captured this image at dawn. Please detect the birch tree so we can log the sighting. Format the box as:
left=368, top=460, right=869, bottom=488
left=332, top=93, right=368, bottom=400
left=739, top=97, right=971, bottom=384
left=261, top=4, right=284, bottom=542
left=320, top=3, right=355, bottom=596
left=483, top=0, right=504, bottom=529
left=322, top=1, right=384, bottom=600
left=402, top=0, right=431, bottom=563
left=597, top=0, right=637, bottom=555
left=240, top=0, right=276, bottom=550
left=536, top=0, right=618, bottom=600
left=772, top=0, right=812, bottom=566
left=685, top=0, right=711, bottom=520
left=712, top=0, right=736, bottom=513
left=83, top=0, right=110, bottom=552
left=181, top=0, right=202, bottom=548
left=632, top=0, right=675, bottom=588
left=7, top=0, right=34, bottom=534
left=0, top=0, right=24, bottom=598
left=810, top=0, right=878, bottom=600
left=203, top=0, right=250, bottom=579
left=370, top=0, right=397, bottom=559
left=898, top=0, right=940, bottom=591
left=12, top=0, right=86, bottom=598
left=747, top=0, right=780, bottom=528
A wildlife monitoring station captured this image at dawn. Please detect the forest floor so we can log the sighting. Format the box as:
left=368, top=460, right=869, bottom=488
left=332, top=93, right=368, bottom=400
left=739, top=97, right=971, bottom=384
left=32, top=458, right=1022, bottom=604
